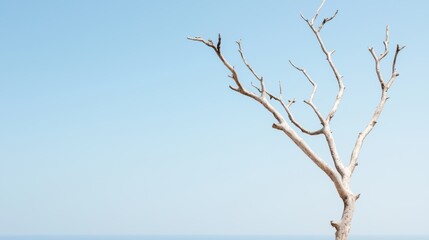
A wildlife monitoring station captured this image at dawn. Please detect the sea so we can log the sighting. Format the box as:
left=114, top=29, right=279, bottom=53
left=0, top=236, right=428, bottom=240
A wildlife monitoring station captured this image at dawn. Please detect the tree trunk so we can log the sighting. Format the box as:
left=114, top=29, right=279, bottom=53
left=332, top=195, right=356, bottom=240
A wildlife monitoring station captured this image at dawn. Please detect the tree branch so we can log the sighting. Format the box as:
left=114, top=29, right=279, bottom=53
left=301, top=6, right=344, bottom=124
left=381, top=25, right=390, bottom=61
left=236, top=40, right=266, bottom=98
left=369, top=26, right=391, bottom=90
left=188, top=34, right=348, bottom=199
left=277, top=121, right=348, bottom=199
left=318, top=10, right=338, bottom=32
left=387, top=44, right=406, bottom=89
left=348, top=28, right=405, bottom=174
left=299, top=5, right=347, bottom=176
left=289, top=60, right=325, bottom=123
left=265, top=80, right=323, bottom=136
left=311, top=0, right=327, bottom=25
left=188, top=34, right=245, bottom=91
left=188, top=35, right=286, bottom=123
left=266, top=90, right=323, bottom=136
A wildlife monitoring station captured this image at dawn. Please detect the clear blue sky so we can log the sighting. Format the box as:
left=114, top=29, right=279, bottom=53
left=0, top=0, right=428, bottom=236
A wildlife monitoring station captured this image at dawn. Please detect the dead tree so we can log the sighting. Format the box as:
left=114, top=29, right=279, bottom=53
left=187, top=1, right=404, bottom=240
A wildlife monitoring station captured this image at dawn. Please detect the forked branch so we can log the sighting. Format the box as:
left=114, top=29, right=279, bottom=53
left=318, top=10, right=338, bottom=32
left=349, top=27, right=405, bottom=174
left=236, top=40, right=266, bottom=98
left=266, top=91, right=324, bottom=136
left=289, top=60, right=324, bottom=124
left=187, top=34, right=348, bottom=199
left=187, top=34, right=245, bottom=91
left=301, top=2, right=343, bottom=123
left=299, top=1, right=346, bottom=177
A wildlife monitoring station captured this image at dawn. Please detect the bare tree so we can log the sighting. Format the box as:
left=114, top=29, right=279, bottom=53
left=187, top=1, right=404, bottom=240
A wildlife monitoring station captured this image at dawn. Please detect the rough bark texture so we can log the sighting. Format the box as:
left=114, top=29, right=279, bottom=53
left=188, top=1, right=404, bottom=239
left=332, top=195, right=356, bottom=240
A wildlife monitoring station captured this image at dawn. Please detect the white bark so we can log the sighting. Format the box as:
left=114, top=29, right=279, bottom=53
left=187, top=1, right=404, bottom=239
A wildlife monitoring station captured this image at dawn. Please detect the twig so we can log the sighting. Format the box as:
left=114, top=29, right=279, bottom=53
left=266, top=88, right=323, bottom=136
left=311, top=0, right=327, bottom=25
left=289, top=60, right=324, bottom=123
left=236, top=40, right=266, bottom=97
left=318, top=10, right=338, bottom=32
left=387, top=44, right=406, bottom=89
left=188, top=34, right=244, bottom=91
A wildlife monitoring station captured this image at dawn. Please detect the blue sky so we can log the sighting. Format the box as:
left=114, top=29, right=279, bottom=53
left=0, top=0, right=428, bottom=236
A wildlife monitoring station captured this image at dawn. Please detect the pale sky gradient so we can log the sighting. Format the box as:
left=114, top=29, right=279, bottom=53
left=0, top=0, right=428, bottom=236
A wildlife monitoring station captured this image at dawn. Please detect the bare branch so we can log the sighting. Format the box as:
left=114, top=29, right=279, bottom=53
left=349, top=93, right=388, bottom=174
left=236, top=40, right=266, bottom=97
left=188, top=34, right=245, bottom=91
left=217, top=33, right=221, bottom=52
left=318, top=10, right=338, bottom=32
left=289, top=60, right=324, bottom=123
left=369, top=47, right=386, bottom=89
left=374, top=26, right=390, bottom=62
left=266, top=88, right=323, bottom=136
left=261, top=61, right=326, bottom=137
left=298, top=3, right=347, bottom=177
left=278, top=122, right=347, bottom=199
left=234, top=39, right=331, bottom=139
left=188, top=35, right=348, bottom=199
left=289, top=59, right=345, bottom=176
left=289, top=60, right=316, bottom=103
left=187, top=36, right=216, bottom=50
left=368, top=26, right=393, bottom=90
left=311, top=0, right=327, bottom=25
left=349, top=31, right=405, bottom=174
left=285, top=102, right=324, bottom=135
left=300, top=12, right=309, bottom=22
left=229, top=85, right=240, bottom=93
left=387, top=44, right=406, bottom=89
left=188, top=35, right=286, bottom=124
left=392, top=45, right=406, bottom=74
left=251, top=82, right=262, bottom=94
left=322, top=125, right=345, bottom=176
left=290, top=59, right=346, bottom=176
left=331, top=220, right=340, bottom=230
left=270, top=80, right=323, bottom=135
left=236, top=41, right=262, bottom=81
left=381, top=26, right=389, bottom=60
left=286, top=98, right=295, bottom=107
left=301, top=9, right=344, bottom=123
left=355, top=194, right=361, bottom=200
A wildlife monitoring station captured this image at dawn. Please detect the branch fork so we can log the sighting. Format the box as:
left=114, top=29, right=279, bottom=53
left=349, top=26, right=405, bottom=175
left=188, top=33, right=347, bottom=199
